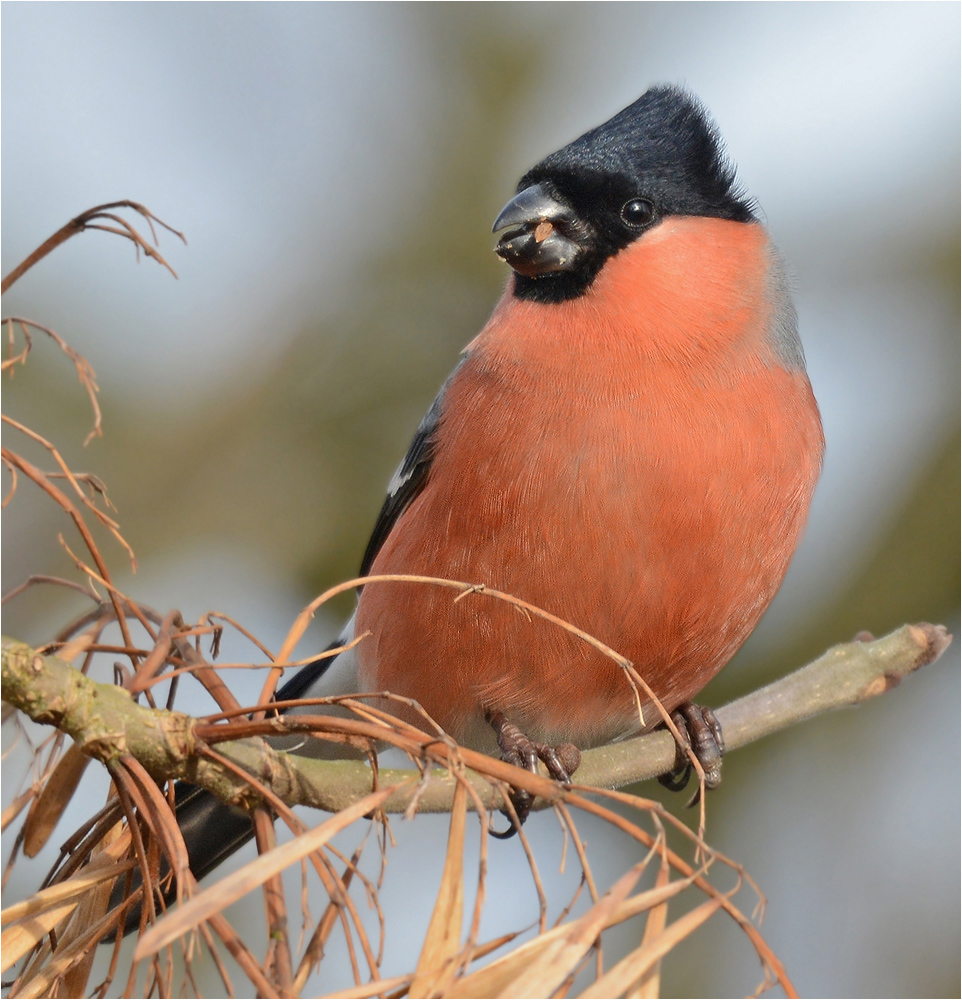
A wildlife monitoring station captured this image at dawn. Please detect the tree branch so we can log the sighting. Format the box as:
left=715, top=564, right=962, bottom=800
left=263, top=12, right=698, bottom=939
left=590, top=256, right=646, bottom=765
left=1, top=624, right=951, bottom=817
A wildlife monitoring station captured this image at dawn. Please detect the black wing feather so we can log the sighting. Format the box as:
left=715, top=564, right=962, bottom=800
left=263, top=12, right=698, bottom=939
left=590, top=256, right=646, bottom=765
left=359, top=358, right=465, bottom=576
left=278, top=359, right=465, bottom=707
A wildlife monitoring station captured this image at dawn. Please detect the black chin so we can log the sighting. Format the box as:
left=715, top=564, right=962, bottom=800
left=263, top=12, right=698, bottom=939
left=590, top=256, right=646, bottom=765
left=510, top=256, right=607, bottom=303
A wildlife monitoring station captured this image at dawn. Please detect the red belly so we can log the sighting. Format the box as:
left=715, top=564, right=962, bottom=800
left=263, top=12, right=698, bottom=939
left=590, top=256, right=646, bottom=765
left=356, top=361, right=821, bottom=753
left=355, top=219, right=823, bottom=753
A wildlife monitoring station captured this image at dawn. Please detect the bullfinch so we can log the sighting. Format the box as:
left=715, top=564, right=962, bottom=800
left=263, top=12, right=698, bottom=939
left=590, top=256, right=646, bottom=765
left=166, top=85, right=824, bottom=884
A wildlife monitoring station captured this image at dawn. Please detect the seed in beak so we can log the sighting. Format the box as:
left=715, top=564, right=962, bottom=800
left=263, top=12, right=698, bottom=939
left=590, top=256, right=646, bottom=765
left=534, top=221, right=554, bottom=243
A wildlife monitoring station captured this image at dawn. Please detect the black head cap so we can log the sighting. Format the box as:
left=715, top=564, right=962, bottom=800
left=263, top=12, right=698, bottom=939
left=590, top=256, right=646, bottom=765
left=496, top=86, right=756, bottom=302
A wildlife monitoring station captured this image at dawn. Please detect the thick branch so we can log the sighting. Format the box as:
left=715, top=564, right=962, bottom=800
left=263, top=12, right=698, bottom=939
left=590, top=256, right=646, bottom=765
left=1, top=625, right=951, bottom=816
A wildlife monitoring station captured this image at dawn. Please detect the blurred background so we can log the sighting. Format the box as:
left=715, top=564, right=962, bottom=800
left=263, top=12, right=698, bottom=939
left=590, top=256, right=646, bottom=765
left=2, top=4, right=958, bottom=997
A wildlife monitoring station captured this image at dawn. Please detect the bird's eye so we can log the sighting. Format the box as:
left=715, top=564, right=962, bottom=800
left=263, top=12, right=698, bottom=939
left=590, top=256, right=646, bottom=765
left=620, top=199, right=655, bottom=227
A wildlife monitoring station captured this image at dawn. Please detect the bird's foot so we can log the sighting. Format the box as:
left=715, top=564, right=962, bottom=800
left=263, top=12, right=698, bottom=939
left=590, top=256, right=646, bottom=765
left=486, top=710, right=581, bottom=839
left=658, top=702, right=725, bottom=796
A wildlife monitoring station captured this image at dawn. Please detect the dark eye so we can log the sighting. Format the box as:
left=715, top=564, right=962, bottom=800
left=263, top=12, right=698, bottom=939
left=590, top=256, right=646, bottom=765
left=620, top=198, right=655, bottom=227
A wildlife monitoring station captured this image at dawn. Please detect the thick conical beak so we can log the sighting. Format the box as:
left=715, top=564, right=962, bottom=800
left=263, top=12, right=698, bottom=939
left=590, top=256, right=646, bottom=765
left=492, top=183, right=571, bottom=233
left=492, top=183, right=585, bottom=278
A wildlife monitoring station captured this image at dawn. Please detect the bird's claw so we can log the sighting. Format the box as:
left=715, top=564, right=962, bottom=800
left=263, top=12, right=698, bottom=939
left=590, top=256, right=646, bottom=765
left=487, top=710, right=582, bottom=838
left=658, top=702, right=725, bottom=798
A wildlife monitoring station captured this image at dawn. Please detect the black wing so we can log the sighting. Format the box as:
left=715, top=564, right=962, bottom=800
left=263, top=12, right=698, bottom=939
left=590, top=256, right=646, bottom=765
left=280, top=358, right=465, bottom=703
left=359, top=357, right=465, bottom=576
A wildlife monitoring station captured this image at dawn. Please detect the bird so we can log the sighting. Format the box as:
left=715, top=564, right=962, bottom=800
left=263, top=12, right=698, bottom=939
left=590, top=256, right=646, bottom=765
left=152, top=84, right=824, bottom=893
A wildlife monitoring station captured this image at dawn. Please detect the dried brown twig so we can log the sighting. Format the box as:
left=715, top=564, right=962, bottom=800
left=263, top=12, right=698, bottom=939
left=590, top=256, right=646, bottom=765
left=1, top=618, right=951, bottom=997
left=1, top=201, right=186, bottom=295
left=3, top=318, right=103, bottom=444
left=1, top=203, right=183, bottom=692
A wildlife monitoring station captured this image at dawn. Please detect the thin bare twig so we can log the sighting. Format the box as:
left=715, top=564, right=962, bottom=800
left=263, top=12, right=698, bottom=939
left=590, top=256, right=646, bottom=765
left=1, top=202, right=185, bottom=295
left=2, top=318, right=103, bottom=443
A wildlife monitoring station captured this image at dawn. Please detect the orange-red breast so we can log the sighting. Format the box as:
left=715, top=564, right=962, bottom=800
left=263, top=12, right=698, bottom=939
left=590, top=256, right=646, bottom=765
left=173, top=84, right=823, bottom=880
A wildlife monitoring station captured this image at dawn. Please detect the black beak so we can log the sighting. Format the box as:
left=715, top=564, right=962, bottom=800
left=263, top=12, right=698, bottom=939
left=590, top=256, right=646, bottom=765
left=492, top=183, right=586, bottom=278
